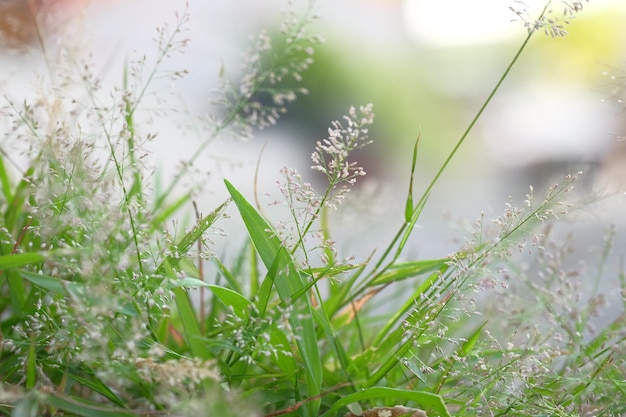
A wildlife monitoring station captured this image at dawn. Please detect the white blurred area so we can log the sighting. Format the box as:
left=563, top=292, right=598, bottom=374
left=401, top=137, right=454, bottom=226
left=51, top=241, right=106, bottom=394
left=403, top=0, right=523, bottom=47
left=482, top=83, right=615, bottom=166
left=402, top=0, right=626, bottom=47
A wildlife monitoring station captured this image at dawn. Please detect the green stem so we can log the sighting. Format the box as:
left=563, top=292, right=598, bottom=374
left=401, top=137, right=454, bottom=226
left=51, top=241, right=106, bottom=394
left=153, top=6, right=316, bottom=213
left=413, top=32, right=534, bottom=229
left=365, top=25, right=538, bottom=286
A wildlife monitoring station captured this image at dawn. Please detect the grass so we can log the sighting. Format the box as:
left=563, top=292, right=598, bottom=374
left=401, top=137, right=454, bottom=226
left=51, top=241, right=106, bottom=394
left=1, top=1, right=625, bottom=416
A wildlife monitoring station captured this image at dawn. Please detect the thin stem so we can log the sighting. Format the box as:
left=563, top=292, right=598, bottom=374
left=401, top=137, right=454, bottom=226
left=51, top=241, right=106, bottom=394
left=365, top=22, right=540, bottom=286
left=153, top=6, right=316, bottom=213
left=411, top=31, right=534, bottom=229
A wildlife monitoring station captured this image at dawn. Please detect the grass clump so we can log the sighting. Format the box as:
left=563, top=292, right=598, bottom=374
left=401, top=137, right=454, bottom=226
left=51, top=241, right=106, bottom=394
left=1, top=1, right=625, bottom=416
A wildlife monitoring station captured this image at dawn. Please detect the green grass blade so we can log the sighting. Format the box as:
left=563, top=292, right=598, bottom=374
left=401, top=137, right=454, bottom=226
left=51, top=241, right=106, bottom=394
left=207, top=284, right=252, bottom=320
left=248, top=242, right=260, bottom=298
left=0, top=252, right=44, bottom=269
left=311, top=307, right=354, bottom=381
left=26, top=335, right=36, bottom=389
left=371, top=28, right=539, bottom=274
left=366, top=338, right=414, bottom=387
left=269, top=328, right=298, bottom=375
left=255, top=251, right=281, bottom=316
left=373, top=270, right=444, bottom=347
left=170, top=278, right=253, bottom=320
left=395, top=191, right=431, bottom=258
left=43, top=392, right=135, bottom=417
left=172, top=286, right=210, bottom=359
left=320, top=387, right=450, bottom=417
left=0, top=156, right=13, bottom=203
left=224, top=180, right=287, bottom=279
left=156, top=199, right=229, bottom=274
left=404, top=134, right=420, bottom=223
left=214, top=257, right=243, bottom=294
left=368, top=258, right=448, bottom=287
left=20, top=269, right=80, bottom=295
left=324, top=257, right=372, bottom=317
left=68, top=373, right=126, bottom=407
left=225, top=179, right=322, bottom=416
left=6, top=269, right=26, bottom=314
left=4, top=165, right=35, bottom=231
left=459, top=321, right=487, bottom=358
left=150, top=193, right=192, bottom=234
left=170, top=198, right=229, bottom=253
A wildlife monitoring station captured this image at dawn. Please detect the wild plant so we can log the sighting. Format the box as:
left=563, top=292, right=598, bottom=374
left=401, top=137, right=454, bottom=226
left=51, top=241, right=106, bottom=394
left=1, top=0, right=624, bottom=417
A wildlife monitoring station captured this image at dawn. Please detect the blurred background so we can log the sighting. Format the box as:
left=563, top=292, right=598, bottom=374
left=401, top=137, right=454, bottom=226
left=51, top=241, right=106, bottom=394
left=2, top=0, right=626, bottom=320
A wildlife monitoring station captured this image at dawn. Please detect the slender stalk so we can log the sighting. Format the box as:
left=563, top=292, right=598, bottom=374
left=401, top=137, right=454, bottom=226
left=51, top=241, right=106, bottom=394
left=153, top=6, right=316, bottom=212
left=366, top=20, right=541, bottom=285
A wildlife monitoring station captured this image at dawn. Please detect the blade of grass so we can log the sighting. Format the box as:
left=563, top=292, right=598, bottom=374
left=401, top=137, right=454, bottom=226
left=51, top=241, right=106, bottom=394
left=0, top=252, right=44, bottom=269
left=372, top=269, right=445, bottom=347
left=248, top=241, right=261, bottom=298
left=459, top=321, right=487, bottom=358
left=26, top=335, right=36, bottom=390
left=319, top=387, right=450, bottom=417
left=150, top=193, right=192, bottom=234
left=20, top=269, right=80, bottom=296
left=225, top=179, right=322, bottom=416
left=256, top=253, right=281, bottom=316
left=4, top=165, right=35, bottom=233
left=367, top=18, right=542, bottom=283
left=404, top=134, right=420, bottom=223
left=396, top=27, right=537, bottom=258
left=68, top=373, right=126, bottom=407
left=156, top=199, right=229, bottom=274
left=311, top=306, right=354, bottom=387
left=172, top=286, right=211, bottom=359
left=320, top=205, right=336, bottom=267
left=6, top=270, right=27, bottom=314
left=365, top=337, right=414, bottom=387
left=0, top=156, right=13, bottom=203
left=324, top=253, right=373, bottom=318
left=434, top=321, right=487, bottom=394
left=367, top=258, right=448, bottom=287
left=208, top=284, right=253, bottom=320
left=269, top=328, right=298, bottom=376
left=43, top=392, right=135, bottom=417
left=212, top=258, right=244, bottom=295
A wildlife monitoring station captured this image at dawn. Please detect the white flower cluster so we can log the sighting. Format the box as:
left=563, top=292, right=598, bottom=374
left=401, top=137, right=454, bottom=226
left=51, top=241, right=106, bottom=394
left=214, top=6, right=323, bottom=138
left=510, top=0, right=590, bottom=38
left=309, top=104, right=374, bottom=209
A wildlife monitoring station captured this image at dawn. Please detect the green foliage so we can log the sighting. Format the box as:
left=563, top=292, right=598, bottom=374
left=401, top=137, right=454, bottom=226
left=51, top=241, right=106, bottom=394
left=1, top=1, right=625, bottom=417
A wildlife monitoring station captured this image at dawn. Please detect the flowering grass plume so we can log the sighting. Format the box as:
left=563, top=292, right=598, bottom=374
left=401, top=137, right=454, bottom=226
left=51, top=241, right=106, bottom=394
left=510, top=0, right=590, bottom=37
left=272, top=104, right=373, bottom=274
left=212, top=3, right=323, bottom=138
left=310, top=104, right=374, bottom=207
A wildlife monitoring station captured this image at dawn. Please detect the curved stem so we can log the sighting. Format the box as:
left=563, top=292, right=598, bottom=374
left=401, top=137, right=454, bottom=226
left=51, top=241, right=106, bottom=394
left=364, top=23, right=540, bottom=291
